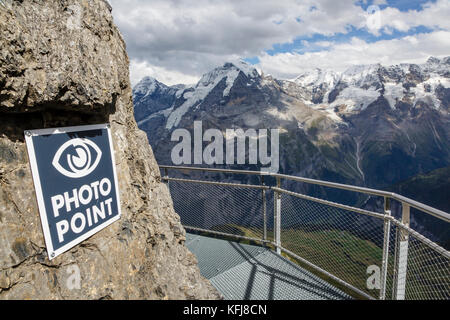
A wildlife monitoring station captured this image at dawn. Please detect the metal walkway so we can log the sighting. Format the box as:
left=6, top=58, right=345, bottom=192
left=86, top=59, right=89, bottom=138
left=186, top=233, right=351, bottom=300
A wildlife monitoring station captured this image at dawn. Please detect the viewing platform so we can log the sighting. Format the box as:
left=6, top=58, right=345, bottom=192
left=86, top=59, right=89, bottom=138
left=186, top=233, right=351, bottom=300
left=162, top=165, right=450, bottom=300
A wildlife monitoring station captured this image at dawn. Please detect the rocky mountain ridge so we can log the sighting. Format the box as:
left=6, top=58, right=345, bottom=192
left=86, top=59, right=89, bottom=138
left=135, top=57, right=450, bottom=131
left=133, top=57, right=450, bottom=245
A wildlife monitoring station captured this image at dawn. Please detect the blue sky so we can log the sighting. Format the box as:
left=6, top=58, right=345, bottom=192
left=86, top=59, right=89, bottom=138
left=251, top=24, right=435, bottom=61
left=247, top=0, right=438, bottom=64
left=359, top=0, right=433, bottom=11
left=109, top=0, right=450, bottom=85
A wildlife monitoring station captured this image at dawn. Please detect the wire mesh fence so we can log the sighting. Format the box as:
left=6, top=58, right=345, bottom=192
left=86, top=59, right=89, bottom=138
left=401, top=231, right=450, bottom=300
left=167, top=179, right=267, bottom=241
left=162, top=166, right=450, bottom=300
left=278, top=191, right=385, bottom=299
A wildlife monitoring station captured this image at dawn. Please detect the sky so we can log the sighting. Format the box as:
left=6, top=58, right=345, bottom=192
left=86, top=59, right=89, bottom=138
left=108, top=0, right=450, bottom=86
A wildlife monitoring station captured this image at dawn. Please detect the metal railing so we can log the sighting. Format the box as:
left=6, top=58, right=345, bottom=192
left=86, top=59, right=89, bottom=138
left=160, top=165, right=450, bottom=300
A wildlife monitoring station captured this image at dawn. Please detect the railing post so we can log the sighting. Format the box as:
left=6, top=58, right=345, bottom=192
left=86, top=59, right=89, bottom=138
left=391, top=226, right=399, bottom=300
left=379, top=196, right=391, bottom=300
left=274, top=177, right=281, bottom=255
left=261, top=176, right=267, bottom=244
left=394, top=203, right=410, bottom=300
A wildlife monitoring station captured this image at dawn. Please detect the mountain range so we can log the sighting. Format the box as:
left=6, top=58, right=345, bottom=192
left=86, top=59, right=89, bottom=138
left=133, top=57, right=450, bottom=245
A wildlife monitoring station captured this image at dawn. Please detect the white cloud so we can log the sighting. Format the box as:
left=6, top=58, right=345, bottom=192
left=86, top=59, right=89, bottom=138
left=258, top=31, right=450, bottom=79
left=315, top=41, right=334, bottom=48
left=375, top=0, right=450, bottom=34
left=109, top=0, right=367, bottom=83
left=108, top=0, right=450, bottom=85
left=357, top=0, right=450, bottom=36
left=129, top=60, right=199, bottom=87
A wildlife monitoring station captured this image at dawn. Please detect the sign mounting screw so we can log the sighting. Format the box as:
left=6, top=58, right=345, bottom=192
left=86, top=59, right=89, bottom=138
left=25, top=131, right=32, bottom=137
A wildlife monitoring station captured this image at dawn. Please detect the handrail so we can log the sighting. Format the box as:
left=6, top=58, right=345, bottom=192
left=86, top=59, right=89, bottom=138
left=162, top=176, right=270, bottom=190
left=159, top=165, right=450, bottom=223
left=272, top=187, right=386, bottom=220
left=160, top=164, right=265, bottom=176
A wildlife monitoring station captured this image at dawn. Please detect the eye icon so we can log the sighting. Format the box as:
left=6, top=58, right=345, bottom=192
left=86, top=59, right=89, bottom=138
left=52, top=138, right=102, bottom=178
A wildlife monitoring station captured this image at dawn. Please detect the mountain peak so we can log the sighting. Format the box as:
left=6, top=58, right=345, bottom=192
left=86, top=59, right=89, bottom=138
left=227, top=60, right=260, bottom=78
left=422, top=56, right=450, bottom=74
left=142, top=75, right=157, bottom=82
left=133, top=76, right=170, bottom=98
left=340, top=63, right=382, bottom=88
left=426, top=56, right=441, bottom=65
left=137, top=76, right=164, bottom=87
left=294, top=68, right=338, bottom=88
left=200, top=60, right=259, bottom=83
left=197, top=61, right=259, bottom=91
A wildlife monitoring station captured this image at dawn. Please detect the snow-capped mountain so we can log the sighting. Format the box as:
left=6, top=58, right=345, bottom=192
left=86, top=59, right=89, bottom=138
left=290, top=68, right=339, bottom=104
left=133, top=76, right=186, bottom=123
left=164, top=61, right=261, bottom=130
left=134, top=57, right=449, bottom=134
left=283, top=57, right=450, bottom=117
left=133, top=61, right=263, bottom=130
left=134, top=55, right=449, bottom=186
left=132, top=57, right=450, bottom=245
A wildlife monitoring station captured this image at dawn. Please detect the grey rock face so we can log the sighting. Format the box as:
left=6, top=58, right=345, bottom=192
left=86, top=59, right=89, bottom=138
left=0, top=0, right=220, bottom=300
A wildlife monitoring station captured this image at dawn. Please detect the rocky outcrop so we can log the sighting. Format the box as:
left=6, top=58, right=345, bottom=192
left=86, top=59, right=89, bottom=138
left=0, top=0, right=220, bottom=299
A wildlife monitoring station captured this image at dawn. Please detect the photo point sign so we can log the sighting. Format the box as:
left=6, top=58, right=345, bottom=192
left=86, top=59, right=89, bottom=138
left=25, top=124, right=121, bottom=260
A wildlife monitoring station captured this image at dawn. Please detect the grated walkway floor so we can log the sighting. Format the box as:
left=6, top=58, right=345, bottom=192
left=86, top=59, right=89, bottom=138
left=186, top=233, right=352, bottom=300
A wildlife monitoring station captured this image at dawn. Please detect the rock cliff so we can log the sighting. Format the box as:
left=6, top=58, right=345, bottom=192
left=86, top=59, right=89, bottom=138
left=0, top=0, right=219, bottom=299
